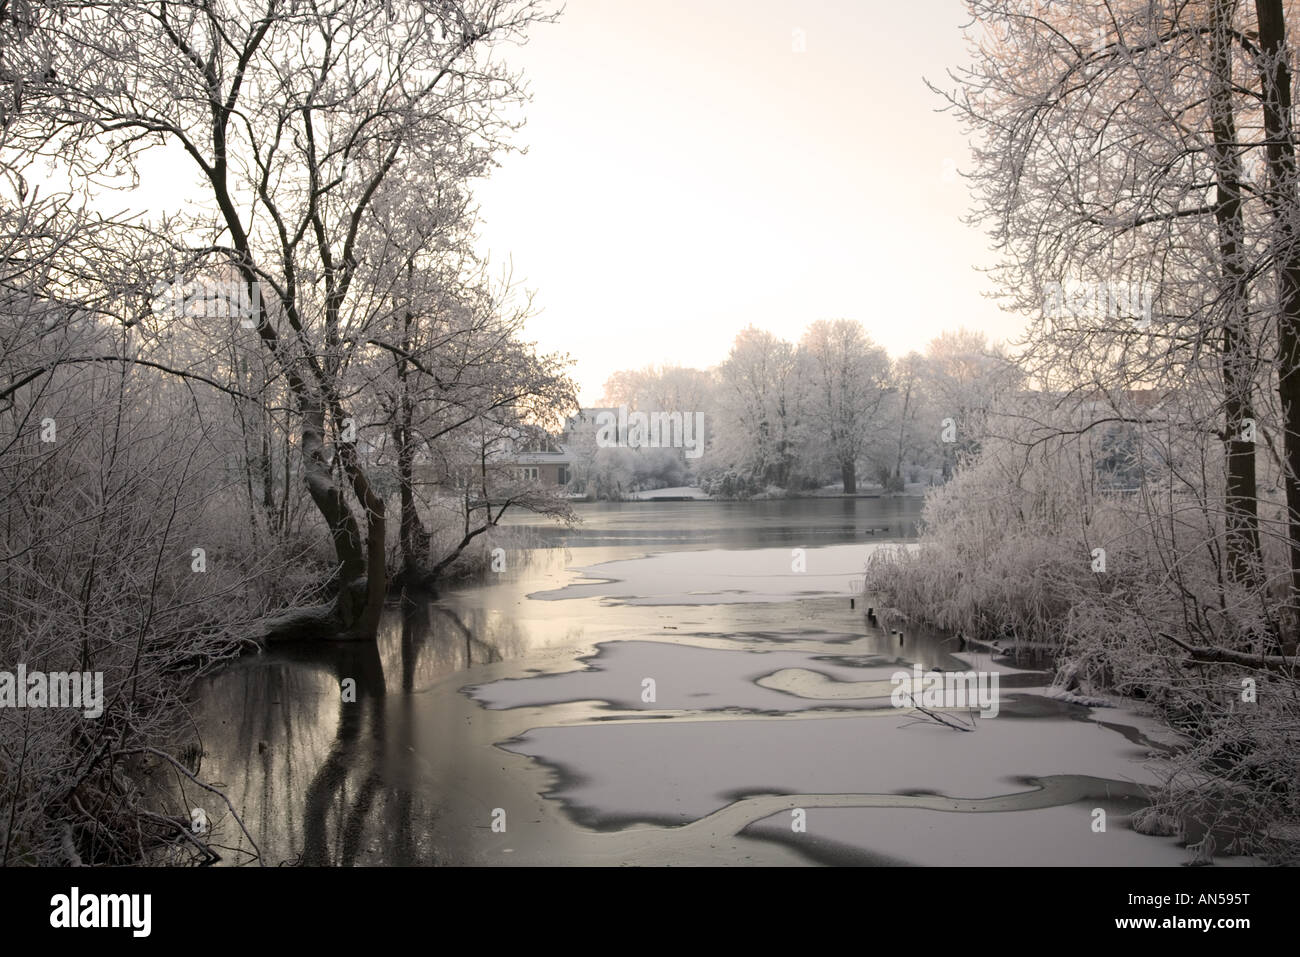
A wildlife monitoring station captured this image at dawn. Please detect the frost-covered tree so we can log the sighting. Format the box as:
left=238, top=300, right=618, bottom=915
left=797, top=319, right=891, bottom=493
left=938, top=0, right=1289, bottom=632
left=712, top=326, right=804, bottom=489
left=12, top=0, right=557, bottom=638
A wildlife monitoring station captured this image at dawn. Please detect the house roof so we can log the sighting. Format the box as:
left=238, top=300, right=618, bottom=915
left=512, top=447, right=571, bottom=465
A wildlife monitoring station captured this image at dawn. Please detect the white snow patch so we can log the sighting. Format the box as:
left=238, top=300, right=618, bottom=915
left=504, top=709, right=1168, bottom=822
left=625, top=486, right=712, bottom=500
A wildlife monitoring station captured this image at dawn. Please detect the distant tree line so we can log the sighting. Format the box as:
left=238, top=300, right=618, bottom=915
left=584, top=322, right=1020, bottom=499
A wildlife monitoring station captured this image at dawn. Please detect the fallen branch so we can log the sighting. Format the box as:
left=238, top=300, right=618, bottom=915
left=902, top=690, right=977, bottom=731
left=1157, top=633, right=1297, bottom=675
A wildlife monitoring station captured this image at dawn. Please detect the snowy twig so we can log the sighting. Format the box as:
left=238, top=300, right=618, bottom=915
left=901, top=691, right=977, bottom=732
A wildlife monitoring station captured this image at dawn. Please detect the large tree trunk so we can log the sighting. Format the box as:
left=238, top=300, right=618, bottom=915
left=1254, top=0, right=1300, bottom=627
left=265, top=401, right=377, bottom=642
left=1210, top=0, right=1264, bottom=591
left=301, top=403, right=365, bottom=582
left=393, top=300, right=431, bottom=589
left=335, top=427, right=387, bottom=641
left=395, top=411, right=431, bottom=586
left=841, top=460, right=857, bottom=495
left=275, top=400, right=386, bottom=641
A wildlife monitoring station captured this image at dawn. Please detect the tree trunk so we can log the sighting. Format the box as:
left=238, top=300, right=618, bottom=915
left=393, top=298, right=430, bottom=588
left=335, top=428, right=386, bottom=641
left=894, top=385, right=910, bottom=485
left=841, top=460, right=857, bottom=494
left=301, top=403, right=365, bottom=582
left=1254, top=0, right=1300, bottom=622
left=395, top=416, right=431, bottom=585
left=290, top=401, right=386, bottom=641
left=260, top=419, right=276, bottom=531
left=1210, top=0, right=1264, bottom=590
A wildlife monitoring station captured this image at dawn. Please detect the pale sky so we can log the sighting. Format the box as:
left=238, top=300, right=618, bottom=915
left=474, top=0, right=1026, bottom=404
left=46, top=0, right=1024, bottom=407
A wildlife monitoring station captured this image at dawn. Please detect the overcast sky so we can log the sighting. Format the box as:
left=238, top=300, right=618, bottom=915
left=473, top=0, right=1025, bottom=404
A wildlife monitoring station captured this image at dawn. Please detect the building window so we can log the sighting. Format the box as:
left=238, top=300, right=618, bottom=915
left=558, top=465, right=570, bottom=485
left=521, top=466, right=539, bottom=481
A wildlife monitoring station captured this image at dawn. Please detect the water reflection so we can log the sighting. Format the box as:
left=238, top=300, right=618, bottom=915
left=192, top=592, right=526, bottom=865
left=299, top=640, right=385, bottom=866
left=499, top=497, right=925, bottom=548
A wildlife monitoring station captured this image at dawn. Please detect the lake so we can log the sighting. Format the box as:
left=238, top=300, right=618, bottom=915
left=183, top=497, right=1236, bottom=866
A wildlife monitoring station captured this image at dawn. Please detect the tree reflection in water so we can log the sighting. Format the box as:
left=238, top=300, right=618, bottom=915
left=190, top=593, right=505, bottom=866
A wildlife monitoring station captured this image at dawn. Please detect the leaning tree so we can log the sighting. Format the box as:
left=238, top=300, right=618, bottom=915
left=18, top=0, right=556, bottom=638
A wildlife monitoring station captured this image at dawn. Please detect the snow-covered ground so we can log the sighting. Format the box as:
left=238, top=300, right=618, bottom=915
left=624, top=486, right=712, bottom=500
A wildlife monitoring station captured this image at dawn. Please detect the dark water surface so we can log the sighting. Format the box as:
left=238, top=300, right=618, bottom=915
left=496, top=496, right=924, bottom=548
